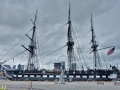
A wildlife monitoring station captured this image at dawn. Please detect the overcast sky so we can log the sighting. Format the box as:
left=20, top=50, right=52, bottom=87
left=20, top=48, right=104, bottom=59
left=0, top=0, right=120, bottom=70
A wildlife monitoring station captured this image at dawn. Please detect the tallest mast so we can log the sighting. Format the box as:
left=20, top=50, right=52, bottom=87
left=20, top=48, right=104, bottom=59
left=90, top=14, right=98, bottom=69
left=67, top=3, right=75, bottom=70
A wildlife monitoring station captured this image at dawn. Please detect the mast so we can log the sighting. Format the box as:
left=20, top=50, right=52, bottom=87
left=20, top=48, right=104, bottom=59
left=90, top=14, right=98, bottom=69
left=22, top=10, right=38, bottom=71
left=67, top=4, right=75, bottom=70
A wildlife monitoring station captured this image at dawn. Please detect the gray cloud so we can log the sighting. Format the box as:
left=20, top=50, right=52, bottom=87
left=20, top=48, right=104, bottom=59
left=0, top=0, right=120, bottom=70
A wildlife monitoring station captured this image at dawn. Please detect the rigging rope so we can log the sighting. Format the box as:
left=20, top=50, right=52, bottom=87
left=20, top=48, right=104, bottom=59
left=96, top=52, right=102, bottom=69
left=36, top=11, right=67, bottom=45
left=0, top=50, right=26, bottom=64
left=71, top=24, right=89, bottom=69
left=0, top=19, right=31, bottom=45
left=73, top=49, right=83, bottom=70
left=101, top=52, right=108, bottom=68
left=36, top=34, right=43, bottom=69
left=35, top=45, right=67, bottom=63
left=0, top=3, right=68, bottom=44
left=0, top=28, right=32, bottom=61
left=41, top=24, right=66, bottom=46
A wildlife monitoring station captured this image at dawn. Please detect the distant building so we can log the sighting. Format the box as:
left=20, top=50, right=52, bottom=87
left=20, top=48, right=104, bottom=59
left=60, top=61, right=65, bottom=70
left=54, top=63, right=61, bottom=70
left=21, top=65, right=24, bottom=70
left=13, top=65, right=16, bottom=70
left=17, top=64, right=25, bottom=70
left=18, top=64, right=21, bottom=70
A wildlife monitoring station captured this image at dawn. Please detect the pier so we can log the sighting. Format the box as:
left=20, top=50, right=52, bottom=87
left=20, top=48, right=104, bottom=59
left=0, top=81, right=120, bottom=90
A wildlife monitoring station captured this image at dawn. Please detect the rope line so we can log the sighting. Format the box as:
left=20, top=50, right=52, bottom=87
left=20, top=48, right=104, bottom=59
left=35, top=45, right=67, bottom=62
left=0, top=50, right=26, bottom=64
left=0, top=29, right=32, bottom=61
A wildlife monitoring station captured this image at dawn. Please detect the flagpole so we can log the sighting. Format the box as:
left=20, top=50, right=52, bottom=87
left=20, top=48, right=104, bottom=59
left=97, top=46, right=115, bottom=51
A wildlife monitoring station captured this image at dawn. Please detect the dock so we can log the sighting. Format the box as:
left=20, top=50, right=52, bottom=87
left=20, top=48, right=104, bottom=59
left=0, top=80, right=120, bottom=90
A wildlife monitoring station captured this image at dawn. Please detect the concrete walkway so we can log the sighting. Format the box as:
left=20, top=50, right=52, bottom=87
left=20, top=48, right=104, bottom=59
left=0, top=81, right=120, bottom=90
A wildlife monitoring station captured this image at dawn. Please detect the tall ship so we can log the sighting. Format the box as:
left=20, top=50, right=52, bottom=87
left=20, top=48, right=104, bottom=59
left=1, top=4, right=119, bottom=81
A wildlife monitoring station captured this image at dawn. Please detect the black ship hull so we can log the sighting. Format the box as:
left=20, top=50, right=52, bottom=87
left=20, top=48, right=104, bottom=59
left=4, top=69, right=119, bottom=81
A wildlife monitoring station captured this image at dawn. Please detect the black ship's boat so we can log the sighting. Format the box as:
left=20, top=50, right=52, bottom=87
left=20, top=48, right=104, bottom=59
left=2, top=5, right=119, bottom=81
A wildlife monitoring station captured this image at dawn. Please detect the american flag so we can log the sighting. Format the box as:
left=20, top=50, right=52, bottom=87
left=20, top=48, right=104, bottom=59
left=107, top=47, right=115, bottom=55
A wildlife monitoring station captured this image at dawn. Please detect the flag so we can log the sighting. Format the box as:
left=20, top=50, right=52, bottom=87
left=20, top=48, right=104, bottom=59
left=107, top=47, right=115, bottom=55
